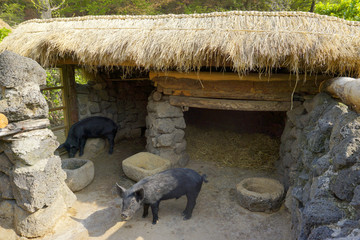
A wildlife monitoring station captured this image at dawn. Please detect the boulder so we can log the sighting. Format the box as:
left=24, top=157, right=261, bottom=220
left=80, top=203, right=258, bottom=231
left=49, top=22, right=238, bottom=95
left=0, top=152, right=13, bottom=175
left=0, top=172, right=14, bottom=199
left=308, top=226, right=334, bottom=240
left=147, top=99, right=183, bottom=118
left=3, top=129, right=59, bottom=166
left=331, top=137, right=360, bottom=170
left=14, top=194, right=67, bottom=238
left=74, top=138, right=106, bottom=159
left=0, top=51, right=48, bottom=122
left=0, top=50, right=46, bottom=88
left=59, top=181, right=77, bottom=207
left=302, top=199, right=344, bottom=227
left=330, top=167, right=360, bottom=201
left=0, top=199, right=16, bottom=222
left=11, top=156, right=66, bottom=213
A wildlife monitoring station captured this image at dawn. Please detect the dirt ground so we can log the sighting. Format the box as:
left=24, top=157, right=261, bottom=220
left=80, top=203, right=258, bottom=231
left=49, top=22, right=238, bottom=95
left=1, top=138, right=292, bottom=240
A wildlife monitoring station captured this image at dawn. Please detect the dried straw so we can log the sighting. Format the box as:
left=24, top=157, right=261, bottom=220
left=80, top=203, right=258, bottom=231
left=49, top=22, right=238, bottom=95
left=186, top=125, right=280, bottom=171
left=0, top=19, right=11, bottom=30
left=1, top=11, right=360, bottom=76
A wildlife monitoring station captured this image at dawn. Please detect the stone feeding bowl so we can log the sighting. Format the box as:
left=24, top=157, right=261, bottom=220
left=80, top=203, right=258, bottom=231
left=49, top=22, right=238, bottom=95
left=236, top=177, right=285, bottom=212
left=122, top=152, right=171, bottom=182
left=61, top=158, right=95, bottom=192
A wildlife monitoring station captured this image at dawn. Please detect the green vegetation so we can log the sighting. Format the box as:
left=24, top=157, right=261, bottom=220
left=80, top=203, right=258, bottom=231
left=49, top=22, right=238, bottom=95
left=0, top=27, right=11, bottom=42
left=42, top=68, right=87, bottom=127
left=42, top=69, right=63, bottom=127
left=315, top=0, right=360, bottom=21
left=3, top=0, right=357, bottom=26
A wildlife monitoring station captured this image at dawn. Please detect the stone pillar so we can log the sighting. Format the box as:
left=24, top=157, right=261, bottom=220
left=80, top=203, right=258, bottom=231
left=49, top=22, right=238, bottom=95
left=145, top=92, right=189, bottom=167
left=0, top=51, right=76, bottom=238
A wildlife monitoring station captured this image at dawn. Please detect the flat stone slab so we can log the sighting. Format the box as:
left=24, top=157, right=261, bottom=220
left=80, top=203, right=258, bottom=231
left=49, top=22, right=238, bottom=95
left=62, top=158, right=95, bottom=192
left=236, top=177, right=285, bottom=212
left=122, top=152, right=171, bottom=182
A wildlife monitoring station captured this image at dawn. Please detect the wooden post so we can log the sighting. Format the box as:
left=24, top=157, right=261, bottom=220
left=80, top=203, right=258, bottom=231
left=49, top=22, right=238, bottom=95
left=61, top=65, right=78, bottom=134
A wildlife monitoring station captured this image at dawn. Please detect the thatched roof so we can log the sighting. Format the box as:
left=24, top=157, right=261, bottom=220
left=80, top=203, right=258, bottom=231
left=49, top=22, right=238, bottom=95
left=1, top=11, right=360, bottom=76
left=0, top=19, right=11, bottom=30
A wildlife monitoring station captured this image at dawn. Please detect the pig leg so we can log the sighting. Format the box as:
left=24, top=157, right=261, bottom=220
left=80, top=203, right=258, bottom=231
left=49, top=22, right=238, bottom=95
left=79, top=137, right=87, bottom=156
left=182, top=192, right=199, bottom=220
left=107, top=134, right=115, bottom=154
left=150, top=201, right=160, bottom=224
left=143, top=203, right=150, bottom=218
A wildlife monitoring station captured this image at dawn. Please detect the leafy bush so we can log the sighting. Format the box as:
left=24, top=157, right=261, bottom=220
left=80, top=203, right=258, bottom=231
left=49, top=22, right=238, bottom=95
left=0, top=28, right=11, bottom=42
left=315, top=0, right=360, bottom=21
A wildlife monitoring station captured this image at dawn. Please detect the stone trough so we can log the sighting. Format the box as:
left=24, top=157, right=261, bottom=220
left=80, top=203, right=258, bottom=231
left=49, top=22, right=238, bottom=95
left=236, top=177, right=285, bottom=212
left=62, top=158, right=95, bottom=192
left=122, top=152, right=171, bottom=182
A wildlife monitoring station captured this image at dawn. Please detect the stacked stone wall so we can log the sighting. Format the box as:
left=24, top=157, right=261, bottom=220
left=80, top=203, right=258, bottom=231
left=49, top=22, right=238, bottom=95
left=76, top=80, right=153, bottom=141
left=280, top=92, right=360, bottom=239
left=0, top=51, right=76, bottom=238
left=145, top=93, right=189, bottom=167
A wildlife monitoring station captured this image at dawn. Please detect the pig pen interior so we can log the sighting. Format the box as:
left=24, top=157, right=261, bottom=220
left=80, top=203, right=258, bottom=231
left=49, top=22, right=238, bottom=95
left=184, top=108, right=285, bottom=171
left=1, top=69, right=293, bottom=239
left=22, top=108, right=290, bottom=240
left=28, top=142, right=291, bottom=240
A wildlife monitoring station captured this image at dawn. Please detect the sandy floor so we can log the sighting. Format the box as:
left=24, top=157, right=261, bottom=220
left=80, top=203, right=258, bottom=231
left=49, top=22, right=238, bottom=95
left=1, top=138, right=292, bottom=240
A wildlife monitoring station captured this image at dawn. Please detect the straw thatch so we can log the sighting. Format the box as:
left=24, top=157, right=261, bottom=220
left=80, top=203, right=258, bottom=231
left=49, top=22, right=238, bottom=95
left=1, top=11, right=360, bottom=76
left=0, top=19, right=11, bottom=30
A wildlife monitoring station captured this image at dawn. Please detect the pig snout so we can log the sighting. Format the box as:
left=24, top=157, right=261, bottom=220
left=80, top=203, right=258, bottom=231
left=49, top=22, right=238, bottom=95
left=120, top=213, right=128, bottom=220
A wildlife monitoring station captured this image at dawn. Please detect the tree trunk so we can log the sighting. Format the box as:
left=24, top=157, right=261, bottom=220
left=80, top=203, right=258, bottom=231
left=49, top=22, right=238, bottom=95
left=309, top=0, right=316, bottom=12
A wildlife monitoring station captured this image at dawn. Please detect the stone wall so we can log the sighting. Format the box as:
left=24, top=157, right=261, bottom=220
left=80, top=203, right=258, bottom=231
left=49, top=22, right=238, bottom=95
left=145, top=92, right=189, bottom=167
left=0, top=51, right=76, bottom=238
left=280, top=92, right=360, bottom=240
left=76, top=79, right=153, bottom=141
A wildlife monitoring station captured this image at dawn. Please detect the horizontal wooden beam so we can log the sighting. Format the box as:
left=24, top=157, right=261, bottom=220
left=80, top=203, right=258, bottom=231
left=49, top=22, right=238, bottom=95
left=155, top=77, right=319, bottom=101
left=0, top=119, right=50, bottom=138
left=150, top=71, right=328, bottom=82
left=169, top=96, right=300, bottom=111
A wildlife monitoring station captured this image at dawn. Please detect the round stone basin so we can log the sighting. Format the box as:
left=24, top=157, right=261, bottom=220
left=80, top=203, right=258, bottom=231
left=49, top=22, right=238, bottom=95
left=62, top=158, right=95, bottom=192
left=122, top=152, right=171, bottom=182
left=236, top=177, right=284, bottom=212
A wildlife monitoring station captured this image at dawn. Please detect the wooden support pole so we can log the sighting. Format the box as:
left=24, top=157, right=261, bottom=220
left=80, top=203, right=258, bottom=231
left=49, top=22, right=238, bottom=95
left=61, top=65, right=79, bottom=134
left=169, top=96, right=300, bottom=111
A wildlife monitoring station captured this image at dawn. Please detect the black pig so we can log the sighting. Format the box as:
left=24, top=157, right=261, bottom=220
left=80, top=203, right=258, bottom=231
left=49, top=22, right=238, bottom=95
left=116, top=168, right=207, bottom=224
left=58, top=116, right=117, bottom=157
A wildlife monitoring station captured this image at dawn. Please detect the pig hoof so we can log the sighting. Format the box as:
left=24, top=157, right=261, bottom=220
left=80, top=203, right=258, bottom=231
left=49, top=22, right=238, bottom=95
left=183, top=216, right=191, bottom=220
left=142, top=213, right=148, bottom=218
left=152, top=220, right=158, bottom=225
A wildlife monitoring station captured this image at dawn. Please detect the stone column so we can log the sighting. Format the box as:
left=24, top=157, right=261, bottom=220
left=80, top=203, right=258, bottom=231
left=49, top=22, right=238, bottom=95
left=0, top=51, right=76, bottom=238
left=145, top=92, right=189, bottom=167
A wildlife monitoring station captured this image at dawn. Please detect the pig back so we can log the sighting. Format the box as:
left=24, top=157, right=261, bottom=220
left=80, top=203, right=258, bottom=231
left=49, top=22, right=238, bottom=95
left=136, top=168, right=204, bottom=203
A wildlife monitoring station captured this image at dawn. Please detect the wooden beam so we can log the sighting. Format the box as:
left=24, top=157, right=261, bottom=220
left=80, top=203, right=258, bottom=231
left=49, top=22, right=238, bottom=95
left=169, top=96, right=300, bottom=111
left=150, top=71, right=328, bottom=82
left=154, top=77, right=319, bottom=101
left=0, top=119, right=50, bottom=138
left=321, top=77, right=360, bottom=113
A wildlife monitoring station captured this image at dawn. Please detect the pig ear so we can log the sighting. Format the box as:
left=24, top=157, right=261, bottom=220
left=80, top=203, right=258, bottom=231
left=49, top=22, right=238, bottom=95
left=135, top=188, right=144, bottom=201
left=116, top=183, right=126, bottom=198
